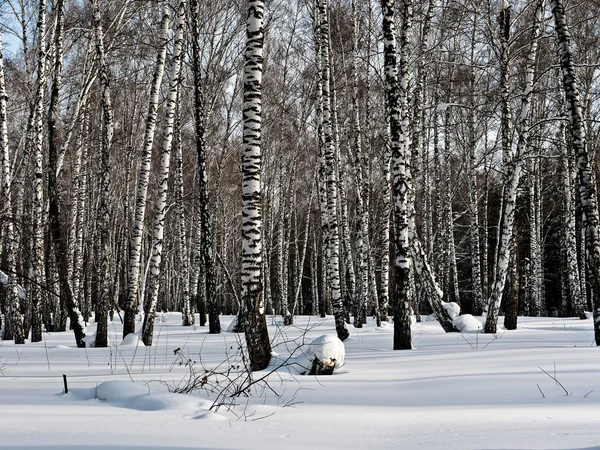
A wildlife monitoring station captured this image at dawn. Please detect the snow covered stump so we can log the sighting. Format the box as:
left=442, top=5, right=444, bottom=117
left=299, top=334, right=345, bottom=375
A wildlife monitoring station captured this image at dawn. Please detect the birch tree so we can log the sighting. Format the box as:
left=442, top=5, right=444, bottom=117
left=559, top=119, right=585, bottom=318
left=242, top=0, right=271, bottom=370
left=142, top=0, right=187, bottom=346
left=30, top=0, right=48, bottom=344
left=350, top=0, right=368, bottom=328
left=90, top=0, right=114, bottom=348
left=551, top=0, right=600, bottom=344
left=485, top=0, right=545, bottom=333
left=190, top=0, right=220, bottom=334
left=0, top=28, right=24, bottom=344
left=123, top=1, right=170, bottom=338
left=319, top=0, right=348, bottom=341
left=381, top=0, right=413, bottom=350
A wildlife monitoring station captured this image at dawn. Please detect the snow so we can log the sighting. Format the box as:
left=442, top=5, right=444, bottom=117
left=452, top=313, right=483, bottom=332
left=226, top=314, right=239, bottom=332
left=1, top=314, right=599, bottom=449
left=281, top=334, right=345, bottom=375
left=306, top=334, right=345, bottom=368
left=120, top=331, right=144, bottom=346
left=443, top=301, right=461, bottom=319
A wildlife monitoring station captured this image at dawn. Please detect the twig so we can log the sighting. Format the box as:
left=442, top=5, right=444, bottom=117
left=481, top=334, right=499, bottom=350
left=252, top=412, right=275, bottom=421
left=459, top=333, right=476, bottom=350
left=538, top=365, right=569, bottom=395
left=43, top=331, right=51, bottom=370
left=537, top=384, right=545, bottom=398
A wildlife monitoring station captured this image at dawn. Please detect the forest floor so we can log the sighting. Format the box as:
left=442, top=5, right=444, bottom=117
left=0, top=313, right=599, bottom=449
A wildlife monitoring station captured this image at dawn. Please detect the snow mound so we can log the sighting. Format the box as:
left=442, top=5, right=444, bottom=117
left=96, top=381, right=148, bottom=401
left=443, top=302, right=461, bottom=320
left=452, top=314, right=483, bottom=332
left=121, top=331, right=145, bottom=346
left=125, top=393, right=210, bottom=412
left=65, top=381, right=146, bottom=402
left=308, top=334, right=345, bottom=368
left=289, top=334, right=345, bottom=375
left=66, top=381, right=213, bottom=414
left=82, top=333, right=111, bottom=348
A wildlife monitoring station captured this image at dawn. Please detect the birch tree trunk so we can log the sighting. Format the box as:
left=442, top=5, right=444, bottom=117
left=123, top=0, right=170, bottom=338
left=351, top=0, right=369, bottom=328
left=381, top=0, right=413, bottom=350
left=174, top=86, right=193, bottom=327
left=242, top=0, right=272, bottom=370
left=559, top=120, right=585, bottom=317
left=443, top=109, right=460, bottom=305
left=142, top=0, right=186, bottom=347
left=71, top=109, right=89, bottom=321
left=551, top=0, right=600, bottom=344
left=30, top=0, right=48, bottom=344
left=314, top=0, right=328, bottom=321
left=485, top=0, right=545, bottom=333
left=467, top=8, right=482, bottom=314
left=319, top=0, right=348, bottom=341
left=0, top=30, right=24, bottom=344
left=190, top=0, right=220, bottom=334
left=90, top=0, right=114, bottom=348
left=527, top=155, right=542, bottom=316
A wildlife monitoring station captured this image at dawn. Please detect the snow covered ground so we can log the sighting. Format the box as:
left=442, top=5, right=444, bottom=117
left=1, top=314, right=599, bottom=449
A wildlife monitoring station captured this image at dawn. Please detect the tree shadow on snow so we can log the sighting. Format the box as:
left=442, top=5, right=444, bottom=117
left=3, top=447, right=228, bottom=450
left=485, top=448, right=600, bottom=450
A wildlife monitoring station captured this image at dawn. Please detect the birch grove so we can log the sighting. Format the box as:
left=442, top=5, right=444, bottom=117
left=0, top=0, right=599, bottom=353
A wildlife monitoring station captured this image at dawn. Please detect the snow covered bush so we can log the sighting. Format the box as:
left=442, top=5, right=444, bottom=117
left=452, top=314, right=483, bottom=332
left=443, top=302, right=461, bottom=320
left=294, top=334, right=345, bottom=375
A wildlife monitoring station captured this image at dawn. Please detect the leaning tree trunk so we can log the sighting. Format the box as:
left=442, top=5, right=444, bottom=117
left=241, top=0, right=272, bottom=370
left=381, top=0, right=413, bottom=350
left=190, top=0, right=220, bottom=334
left=551, top=0, right=600, bottom=344
left=142, top=0, right=186, bottom=347
left=485, top=0, right=545, bottom=333
left=489, top=0, right=514, bottom=304
left=319, top=0, right=348, bottom=341
left=123, top=1, right=170, bottom=339
left=0, top=31, right=24, bottom=344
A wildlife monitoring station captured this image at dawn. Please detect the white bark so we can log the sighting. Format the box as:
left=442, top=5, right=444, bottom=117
left=382, top=0, right=413, bottom=349
left=319, top=0, right=348, bottom=341
left=242, top=0, right=272, bottom=370
left=90, top=0, right=114, bottom=348
left=485, top=0, right=545, bottom=333
left=30, top=0, right=48, bottom=344
left=551, top=0, right=600, bottom=344
left=142, top=0, right=186, bottom=346
left=0, top=31, right=24, bottom=344
left=124, top=0, right=170, bottom=338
